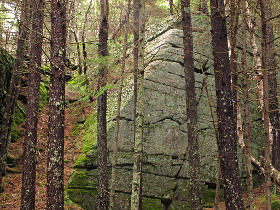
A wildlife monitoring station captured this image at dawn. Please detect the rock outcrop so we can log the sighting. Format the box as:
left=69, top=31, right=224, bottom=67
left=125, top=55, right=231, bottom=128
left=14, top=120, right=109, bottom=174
left=68, top=17, right=263, bottom=209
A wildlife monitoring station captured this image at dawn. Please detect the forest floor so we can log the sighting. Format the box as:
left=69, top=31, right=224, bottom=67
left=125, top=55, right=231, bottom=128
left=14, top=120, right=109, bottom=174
left=0, top=89, right=280, bottom=209
left=0, top=90, right=88, bottom=209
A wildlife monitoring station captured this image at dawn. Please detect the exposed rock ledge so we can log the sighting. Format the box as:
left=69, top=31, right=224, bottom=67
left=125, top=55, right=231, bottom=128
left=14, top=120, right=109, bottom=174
left=67, top=27, right=263, bottom=209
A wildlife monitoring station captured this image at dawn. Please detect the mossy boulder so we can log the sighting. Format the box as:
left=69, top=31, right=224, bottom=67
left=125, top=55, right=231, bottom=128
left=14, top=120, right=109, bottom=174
left=0, top=47, right=14, bottom=124
left=68, top=15, right=263, bottom=209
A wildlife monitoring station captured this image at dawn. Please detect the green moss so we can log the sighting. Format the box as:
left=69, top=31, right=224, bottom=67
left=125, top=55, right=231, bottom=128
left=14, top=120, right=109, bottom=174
left=67, top=169, right=98, bottom=209
left=39, top=81, right=49, bottom=111
left=81, top=111, right=98, bottom=153
left=74, top=152, right=97, bottom=168
left=142, top=197, right=162, bottom=210
left=72, top=123, right=83, bottom=136
left=11, top=105, right=25, bottom=141
left=68, top=170, right=96, bottom=189
left=202, top=187, right=224, bottom=208
left=67, top=188, right=97, bottom=210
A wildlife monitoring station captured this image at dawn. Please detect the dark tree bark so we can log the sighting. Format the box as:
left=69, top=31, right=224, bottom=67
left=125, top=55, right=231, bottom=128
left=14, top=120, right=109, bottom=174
left=169, top=0, right=173, bottom=15
left=70, top=27, right=83, bottom=74
left=241, top=0, right=253, bottom=208
left=46, top=0, right=67, bottom=209
left=82, top=0, right=92, bottom=74
left=229, top=0, right=239, bottom=123
left=259, top=0, right=278, bottom=208
left=259, top=0, right=280, bottom=172
left=199, top=0, right=209, bottom=15
left=67, top=0, right=75, bottom=59
left=97, top=0, right=109, bottom=209
left=20, top=0, right=45, bottom=209
left=209, top=0, right=245, bottom=209
left=0, top=0, right=30, bottom=193
left=181, top=0, right=202, bottom=209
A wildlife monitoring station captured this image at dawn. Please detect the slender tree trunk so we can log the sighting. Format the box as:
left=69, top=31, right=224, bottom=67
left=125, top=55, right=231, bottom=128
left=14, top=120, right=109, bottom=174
left=67, top=0, right=75, bottom=59
left=259, top=0, right=280, bottom=172
left=130, top=0, right=140, bottom=207
left=0, top=3, right=3, bottom=45
left=109, top=0, right=131, bottom=209
left=197, top=37, right=220, bottom=210
left=0, top=0, right=30, bottom=193
left=260, top=0, right=277, bottom=208
left=110, top=6, right=132, bottom=40
left=46, top=0, right=66, bottom=209
left=169, top=0, right=173, bottom=15
left=97, top=0, right=109, bottom=209
left=261, top=25, right=272, bottom=210
left=70, top=27, right=83, bottom=74
left=181, top=0, right=202, bottom=209
left=20, top=0, right=45, bottom=209
left=209, top=0, right=245, bottom=209
left=82, top=0, right=92, bottom=74
left=229, top=0, right=239, bottom=123
left=241, top=0, right=253, bottom=208
left=199, top=0, right=209, bottom=15
left=131, top=0, right=145, bottom=209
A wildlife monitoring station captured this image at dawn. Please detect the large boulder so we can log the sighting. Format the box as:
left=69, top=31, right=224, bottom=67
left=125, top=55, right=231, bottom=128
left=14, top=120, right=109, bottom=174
left=68, top=17, right=263, bottom=209
left=0, top=47, right=14, bottom=125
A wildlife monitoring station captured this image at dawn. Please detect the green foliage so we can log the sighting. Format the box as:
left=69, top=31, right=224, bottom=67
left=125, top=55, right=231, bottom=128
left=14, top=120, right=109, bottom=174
left=272, top=199, right=280, bottom=210
left=72, top=123, right=83, bottom=136
left=259, top=194, right=280, bottom=209
left=39, top=81, right=49, bottom=111
left=67, top=73, right=90, bottom=98
left=11, top=65, right=49, bottom=142
left=11, top=106, right=25, bottom=141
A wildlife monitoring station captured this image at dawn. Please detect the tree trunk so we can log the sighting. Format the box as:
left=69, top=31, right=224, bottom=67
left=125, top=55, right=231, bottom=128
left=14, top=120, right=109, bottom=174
left=229, top=0, right=239, bottom=125
left=181, top=0, right=202, bottom=209
left=82, top=0, right=92, bottom=74
left=169, top=0, right=173, bottom=15
left=199, top=0, right=209, bottom=15
left=131, top=0, right=145, bottom=209
left=70, top=27, right=83, bottom=75
left=109, top=0, right=131, bottom=209
left=209, top=0, right=245, bottom=209
left=46, top=0, right=66, bottom=209
left=97, top=0, right=109, bottom=209
left=20, top=0, right=45, bottom=209
left=67, top=0, right=75, bottom=59
left=259, top=0, right=277, bottom=208
left=259, top=0, right=280, bottom=172
left=241, top=0, right=253, bottom=208
left=0, top=0, right=31, bottom=193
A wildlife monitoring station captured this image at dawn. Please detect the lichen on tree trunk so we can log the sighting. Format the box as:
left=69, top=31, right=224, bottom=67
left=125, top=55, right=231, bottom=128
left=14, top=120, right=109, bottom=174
left=46, top=0, right=67, bottom=209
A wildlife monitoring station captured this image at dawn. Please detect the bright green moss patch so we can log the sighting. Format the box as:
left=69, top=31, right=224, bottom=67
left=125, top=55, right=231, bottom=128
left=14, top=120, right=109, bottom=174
left=82, top=111, right=98, bottom=153
left=74, top=152, right=97, bottom=169
left=67, top=169, right=98, bottom=209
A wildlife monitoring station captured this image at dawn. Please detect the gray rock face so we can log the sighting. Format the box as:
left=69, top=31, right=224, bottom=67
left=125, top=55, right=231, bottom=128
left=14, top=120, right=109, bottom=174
left=68, top=28, right=263, bottom=209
